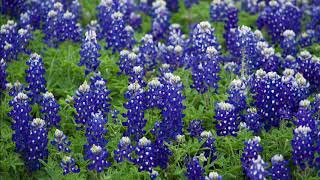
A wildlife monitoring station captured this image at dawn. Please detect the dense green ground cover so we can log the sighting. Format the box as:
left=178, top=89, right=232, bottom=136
left=1, top=0, right=320, bottom=179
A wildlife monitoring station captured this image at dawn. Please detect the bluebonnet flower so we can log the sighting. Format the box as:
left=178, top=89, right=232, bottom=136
left=129, top=12, right=142, bottom=30
left=280, top=30, right=298, bottom=57
left=79, top=30, right=101, bottom=75
left=60, top=156, right=80, bottom=175
left=70, top=0, right=82, bottom=21
left=167, top=24, right=189, bottom=47
left=153, top=138, right=172, bottom=169
left=297, top=51, right=320, bottom=90
left=138, top=34, right=158, bottom=70
left=146, top=78, right=164, bottom=109
left=215, top=102, right=239, bottom=136
left=241, top=136, right=263, bottom=174
left=123, top=81, right=147, bottom=141
left=40, top=92, right=61, bottom=128
left=9, top=92, right=32, bottom=153
left=224, top=62, right=240, bottom=75
left=190, top=21, right=220, bottom=57
left=298, top=30, right=315, bottom=48
left=165, top=0, right=179, bottom=12
left=184, top=0, right=199, bottom=9
left=294, top=100, right=317, bottom=133
left=1, top=0, right=25, bottom=17
left=51, top=129, right=71, bottom=153
left=270, top=154, right=291, bottom=180
left=159, top=63, right=174, bottom=76
left=281, top=55, right=298, bottom=70
left=60, top=11, right=82, bottom=42
left=247, top=155, right=268, bottom=180
left=292, top=126, right=315, bottom=170
left=25, top=53, right=47, bottom=103
left=25, top=118, right=49, bottom=171
left=106, top=12, right=135, bottom=53
left=151, top=1, right=171, bottom=40
left=129, top=66, right=146, bottom=87
left=118, top=50, right=137, bottom=75
left=224, top=6, right=240, bottom=58
left=7, top=81, right=24, bottom=97
left=158, top=44, right=185, bottom=68
left=85, top=112, right=108, bottom=148
left=227, top=79, right=247, bottom=114
left=114, top=136, right=134, bottom=162
left=139, top=0, right=152, bottom=14
left=241, top=0, right=259, bottom=14
left=210, top=0, right=230, bottom=22
left=244, top=108, right=263, bottom=134
left=96, top=0, right=115, bottom=37
left=86, top=20, right=103, bottom=40
left=191, top=46, right=220, bottom=94
left=256, top=45, right=280, bottom=72
left=85, top=144, right=111, bottom=172
left=199, top=131, right=217, bottom=163
left=185, top=157, right=205, bottom=180
left=0, top=20, right=32, bottom=61
left=188, top=120, right=204, bottom=137
left=116, top=0, right=136, bottom=21
left=154, top=73, right=185, bottom=140
left=205, top=171, right=222, bottom=180
left=250, top=70, right=284, bottom=129
left=73, top=81, right=93, bottom=125
left=43, top=3, right=64, bottom=46
left=135, top=137, right=155, bottom=172
left=0, top=59, right=7, bottom=95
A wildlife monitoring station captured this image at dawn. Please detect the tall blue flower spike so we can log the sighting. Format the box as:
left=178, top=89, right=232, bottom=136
left=85, top=144, right=111, bottom=172
left=241, top=136, right=263, bottom=174
left=244, top=107, right=263, bottom=134
left=25, top=118, right=49, bottom=171
left=1, top=0, right=25, bottom=17
left=9, top=92, right=32, bottom=153
left=298, top=30, right=315, bottom=48
left=138, top=34, right=158, bottom=70
left=294, top=100, right=317, bottom=134
left=205, top=171, right=223, bottom=180
left=135, top=137, right=155, bottom=172
left=60, top=10, right=82, bottom=42
left=247, top=155, right=269, bottom=180
left=129, top=66, right=146, bottom=87
left=7, top=81, right=24, bottom=97
left=215, top=102, right=239, bottom=136
left=227, top=79, right=247, bottom=114
left=292, top=126, right=315, bottom=170
left=60, top=156, right=80, bottom=175
left=106, top=12, right=135, bottom=53
left=118, top=50, right=137, bottom=75
left=281, top=30, right=298, bottom=57
left=151, top=0, right=171, bottom=40
left=114, top=136, right=134, bottom=162
left=153, top=138, right=172, bottom=169
left=40, top=92, right=61, bottom=128
left=297, top=51, right=320, bottom=91
left=146, top=78, right=164, bottom=109
left=97, top=0, right=115, bottom=37
left=25, top=53, right=47, bottom=103
left=191, top=46, right=220, bottom=94
left=73, top=81, right=93, bottom=126
left=51, top=129, right=71, bottom=153
left=199, top=131, right=217, bottom=163
left=0, top=59, right=7, bottom=96
left=79, top=30, right=101, bottom=75
left=210, top=0, right=230, bottom=22
left=188, top=120, right=204, bottom=138
left=122, top=81, right=147, bottom=141
left=185, top=157, right=205, bottom=180
left=270, top=154, right=291, bottom=180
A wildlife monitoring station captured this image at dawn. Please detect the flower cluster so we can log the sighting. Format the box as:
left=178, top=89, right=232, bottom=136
left=227, top=79, right=247, bottom=114
left=40, top=92, right=61, bottom=128
left=138, top=34, right=158, bottom=70
left=270, top=154, right=291, bottom=180
left=114, top=136, right=134, bottom=162
left=122, top=81, right=147, bottom=141
left=246, top=155, right=268, bottom=180
left=0, top=20, right=32, bottom=61
left=241, top=136, right=263, bottom=174
left=118, top=50, right=137, bottom=75
left=9, top=92, right=32, bottom=153
left=0, top=59, right=7, bottom=95
left=257, top=1, right=302, bottom=43
left=84, top=112, right=111, bottom=172
left=135, top=137, right=155, bottom=172
left=280, top=30, right=298, bottom=57
left=145, top=78, right=165, bottom=109
left=291, top=126, right=315, bottom=170
left=214, top=102, right=238, bottom=136
left=190, top=21, right=220, bottom=57
left=25, top=53, right=47, bottom=103
left=96, top=0, right=115, bottom=37
left=60, top=156, right=80, bottom=175
left=297, top=51, right=320, bottom=91
left=7, top=81, right=24, bottom=97
left=199, top=131, right=217, bottom=163
left=25, top=118, right=49, bottom=171
left=210, top=0, right=230, bottom=22
left=1, top=0, right=25, bottom=17
left=185, top=157, right=205, bottom=180
left=79, top=30, right=101, bottom=75
left=188, top=120, right=204, bottom=137
left=224, top=6, right=241, bottom=59
left=190, top=47, right=220, bottom=94
left=244, top=107, right=263, bottom=134
left=151, top=0, right=171, bottom=40
left=294, top=100, right=317, bottom=133
left=106, top=12, right=135, bottom=53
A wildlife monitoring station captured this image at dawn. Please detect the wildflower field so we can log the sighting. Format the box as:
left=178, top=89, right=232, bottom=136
left=1, top=0, right=320, bottom=179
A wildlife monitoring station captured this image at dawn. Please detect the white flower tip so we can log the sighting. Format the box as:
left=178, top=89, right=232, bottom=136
left=90, top=144, right=102, bottom=153
left=148, top=78, right=162, bottom=87
left=283, top=30, right=295, bottom=38
left=112, top=12, right=123, bottom=19
left=16, top=92, right=28, bottom=100
left=271, top=154, right=284, bottom=162
left=54, top=129, right=64, bottom=137
left=138, top=137, right=151, bottom=146
left=299, top=99, right=310, bottom=108
left=200, top=131, right=212, bottom=138
left=176, top=134, right=185, bottom=143
left=206, top=46, right=218, bottom=55
left=43, top=92, right=54, bottom=99
left=120, top=136, right=131, bottom=145
left=31, top=118, right=45, bottom=128
left=300, top=50, right=312, bottom=60
left=217, top=102, right=234, bottom=111
left=79, top=81, right=90, bottom=93
left=128, top=81, right=141, bottom=91
left=294, top=126, right=311, bottom=135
